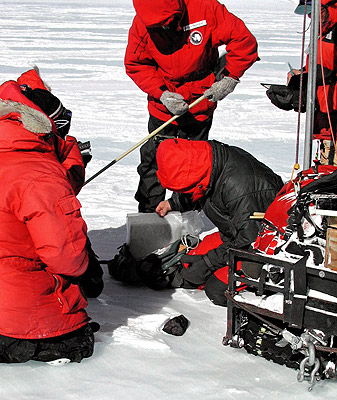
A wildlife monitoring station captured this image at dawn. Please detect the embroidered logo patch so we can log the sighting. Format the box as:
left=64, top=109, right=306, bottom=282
left=189, top=30, right=203, bottom=45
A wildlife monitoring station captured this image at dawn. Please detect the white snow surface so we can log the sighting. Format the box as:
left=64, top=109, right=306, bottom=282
left=1, top=0, right=336, bottom=398
left=234, top=292, right=285, bottom=315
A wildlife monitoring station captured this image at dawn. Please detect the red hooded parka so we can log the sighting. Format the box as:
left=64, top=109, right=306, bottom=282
left=310, top=0, right=337, bottom=139
left=125, top=0, right=258, bottom=121
left=0, top=80, right=89, bottom=340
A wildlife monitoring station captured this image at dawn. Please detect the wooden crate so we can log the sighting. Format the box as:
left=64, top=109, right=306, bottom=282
left=325, top=217, right=337, bottom=271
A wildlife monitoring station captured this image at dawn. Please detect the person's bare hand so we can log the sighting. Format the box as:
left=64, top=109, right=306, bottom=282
left=287, top=68, right=300, bottom=84
left=156, top=200, right=171, bottom=217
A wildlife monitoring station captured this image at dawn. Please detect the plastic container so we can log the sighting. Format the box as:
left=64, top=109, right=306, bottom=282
left=126, top=211, right=204, bottom=260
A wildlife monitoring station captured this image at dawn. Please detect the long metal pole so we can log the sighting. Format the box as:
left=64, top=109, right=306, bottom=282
left=83, top=94, right=206, bottom=186
left=303, top=0, right=320, bottom=169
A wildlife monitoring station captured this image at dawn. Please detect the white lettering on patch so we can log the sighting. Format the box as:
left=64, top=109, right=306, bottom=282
left=183, top=20, right=207, bottom=32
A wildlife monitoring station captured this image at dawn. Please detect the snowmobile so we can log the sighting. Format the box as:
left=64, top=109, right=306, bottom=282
left=223, top=165, right=337, bottom=391
left=223, top=0, right=337, bottom=390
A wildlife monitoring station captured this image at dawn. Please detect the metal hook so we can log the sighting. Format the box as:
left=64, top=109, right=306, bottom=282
left=297, top=355, right=320, bottom=391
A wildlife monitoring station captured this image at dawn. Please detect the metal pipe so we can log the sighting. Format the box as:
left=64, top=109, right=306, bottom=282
left=303, top=0, right=320, bottom=169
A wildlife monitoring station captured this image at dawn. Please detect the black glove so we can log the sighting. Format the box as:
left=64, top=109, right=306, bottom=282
left=77, top=140, right=93, bottom=167
left=179, top=254, right=215, bottom=287
left=266, top=84, right=306, bottom=112
left=76, top=239, right=104, bottom=298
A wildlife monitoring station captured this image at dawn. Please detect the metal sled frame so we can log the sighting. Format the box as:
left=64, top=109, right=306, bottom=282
left=223, top=249, right=337, bottom=345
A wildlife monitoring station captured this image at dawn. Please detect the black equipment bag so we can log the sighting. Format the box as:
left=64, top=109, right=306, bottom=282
left=108, top=235, right=199, bottom=290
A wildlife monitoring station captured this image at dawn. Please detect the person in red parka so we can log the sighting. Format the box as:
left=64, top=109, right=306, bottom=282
left=0, top=79, right=94, bottom=364
left=16, top=67, right=104, bottom=299
left=288, top=0, right=337, bottom=165
left=155, top=138, right=283, bottom=306
left=125, top=0, right=259, bottom=213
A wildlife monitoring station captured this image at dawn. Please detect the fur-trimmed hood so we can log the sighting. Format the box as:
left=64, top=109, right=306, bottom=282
left=0, top=80, right=55, bottom=153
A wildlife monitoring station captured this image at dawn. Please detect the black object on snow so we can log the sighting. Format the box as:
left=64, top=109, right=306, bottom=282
left=162, top=315, right=189, bottom=336
left=89, top=321, right=101, bottom=333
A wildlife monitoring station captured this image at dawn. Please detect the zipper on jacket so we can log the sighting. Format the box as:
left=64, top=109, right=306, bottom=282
left=52, top=274, right=63, bottom=308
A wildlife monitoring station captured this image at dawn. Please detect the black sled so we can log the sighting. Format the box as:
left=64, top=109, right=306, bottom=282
left=223, top=166, right=337, bottom=391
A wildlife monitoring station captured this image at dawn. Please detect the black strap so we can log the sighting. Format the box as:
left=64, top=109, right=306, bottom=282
left=285, top=255, right=308, bottom=329
left=325, top=0, right=337, bottom=8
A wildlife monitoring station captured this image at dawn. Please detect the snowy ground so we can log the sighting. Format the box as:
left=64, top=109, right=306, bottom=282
left=1, top=0, right=336, bottom=398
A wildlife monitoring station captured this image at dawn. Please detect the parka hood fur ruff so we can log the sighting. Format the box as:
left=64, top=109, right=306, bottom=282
left=0, top=98, right=52, bottom=134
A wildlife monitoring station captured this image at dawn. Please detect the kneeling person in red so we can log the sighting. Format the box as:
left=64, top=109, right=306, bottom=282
left=156, top=139, right=283, bottom=306
left=0, top=79, right=94, bottom=364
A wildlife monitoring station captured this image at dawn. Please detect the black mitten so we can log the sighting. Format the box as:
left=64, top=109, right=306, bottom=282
left=76, top=239, right=104, bottom=298
left=266, top=84, right=306, bottom=112
left=266, top=85, right=294, bottom=111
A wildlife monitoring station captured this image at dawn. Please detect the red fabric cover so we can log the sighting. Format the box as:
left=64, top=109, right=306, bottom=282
left=0, top=81, right=89, bottom=339
left=156, top=138, right=212, bottom=201
left=125, top=0, right=258, bottom=121
left=188, top=232, right=223, bottom=257
left=187, top=231, right=242, bottom=286
left=253, top=165, right=337, bottom=254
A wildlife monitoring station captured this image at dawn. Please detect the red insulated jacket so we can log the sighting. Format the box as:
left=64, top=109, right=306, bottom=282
left=0, top=80, right=89, bottom=339
left=314, top=1, right=337, bottom=110
left=125, top=0, right=258, bottom=121
left=309, top=0, right=337, bottom=138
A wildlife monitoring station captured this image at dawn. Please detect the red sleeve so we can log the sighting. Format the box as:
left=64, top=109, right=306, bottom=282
left=124, top=17, right=167, bottom=100
left=55, top=135, right=85, bottom=195
left=210, top=1, right=258, bottom=79
left=321, top=1, right=337, bottom=36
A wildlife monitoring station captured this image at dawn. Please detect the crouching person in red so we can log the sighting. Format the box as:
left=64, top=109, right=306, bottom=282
left=155, top=139, right=283, bottom=306
left=0, top=80, right=94, bottom=364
